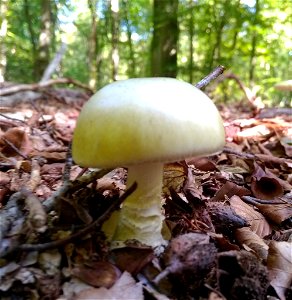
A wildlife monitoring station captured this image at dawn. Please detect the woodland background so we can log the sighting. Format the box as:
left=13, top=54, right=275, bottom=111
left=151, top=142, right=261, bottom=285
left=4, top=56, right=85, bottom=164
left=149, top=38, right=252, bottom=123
left=0, top=0, right=291, bottom=105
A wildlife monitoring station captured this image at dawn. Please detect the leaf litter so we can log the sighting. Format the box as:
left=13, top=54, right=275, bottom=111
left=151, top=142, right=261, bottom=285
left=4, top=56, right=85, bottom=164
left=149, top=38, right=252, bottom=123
left=0, top=90, right=291, bottom=300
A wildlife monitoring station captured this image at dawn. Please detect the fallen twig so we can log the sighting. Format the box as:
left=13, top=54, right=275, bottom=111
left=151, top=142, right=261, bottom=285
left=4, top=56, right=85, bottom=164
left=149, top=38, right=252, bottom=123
left=195, top=65, right=226, bottom=90
left=1, top=182, right=137, bottom=256
left=42, top=168, right=112, bottom=212
left=0, top=78, right=93, bottom=96
left=223, top=146, right=292, bottom=166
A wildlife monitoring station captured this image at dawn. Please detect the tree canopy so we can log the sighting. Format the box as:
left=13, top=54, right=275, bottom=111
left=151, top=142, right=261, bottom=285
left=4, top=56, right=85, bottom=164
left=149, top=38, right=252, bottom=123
left=1, top=0, right=291, bottom=105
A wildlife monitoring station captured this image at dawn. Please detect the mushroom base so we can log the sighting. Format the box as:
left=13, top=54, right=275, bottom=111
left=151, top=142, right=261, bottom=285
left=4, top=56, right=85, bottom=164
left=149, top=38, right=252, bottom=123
left=111, top=162, right=166, bottom=248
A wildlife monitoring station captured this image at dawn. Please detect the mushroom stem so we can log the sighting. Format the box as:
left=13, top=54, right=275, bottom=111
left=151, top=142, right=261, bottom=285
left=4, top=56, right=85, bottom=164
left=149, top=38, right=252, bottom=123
left=113, top=162, right=165, bottom=247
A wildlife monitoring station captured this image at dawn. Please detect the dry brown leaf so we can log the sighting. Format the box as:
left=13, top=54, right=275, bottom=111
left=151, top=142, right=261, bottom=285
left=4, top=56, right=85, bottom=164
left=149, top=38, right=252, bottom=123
left=186, top=157, right=217, bottom=171
left=211, top=181, right=250, bottom=202
left=0, top=127, right=31, bottom=157
left=234, top=227, right=269, bottom=260
left=267, top=241, right=292, bottom=300
left=74, top=271, right=143, bottom=300
left=163, top=162, right=187, bottom=195
left=111, top=245, right=154, bottom=275
left=253, top=200, right=292, bottom=226
left=229, top=196, right=272, bottom=237
left=30, top=150, right=66, bottom=162
left=71, top=261, right=121, bottom=288
left=251, top=163, right=284, bottom=200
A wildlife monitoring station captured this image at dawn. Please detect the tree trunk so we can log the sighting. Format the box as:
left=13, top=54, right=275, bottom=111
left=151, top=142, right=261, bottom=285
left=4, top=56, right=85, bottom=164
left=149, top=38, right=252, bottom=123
left=151, top=0, right=179, bottom=77
left=40, top=42, right=67, bottom=82
left=249, top=0, right=260, bottom=83
left=110, top=0, right=119, bottom=81
left=188, top=1, right=195, bottom=83
left=122, top=0, right=136, bottom=77
left=88, top=0, right=98, bottom=89
left=0, top=0, right=8, bottom=82
left=207, top=16, right=226, bottom=72
left=35, top=0, right=52, bottom=80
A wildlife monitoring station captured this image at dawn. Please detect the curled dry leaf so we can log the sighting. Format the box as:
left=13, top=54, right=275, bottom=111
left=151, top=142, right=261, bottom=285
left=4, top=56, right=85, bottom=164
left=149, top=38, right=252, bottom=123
left=234, top=227, right=269, bottom=261
left=186, top=157, right=218, bottom=171
left=74, top=271, right=143, bottom=300
left=251, top=198, right=292, bottom=226
left=0, top=127, right=31, bottom=157
left=251, top=163, right=284, bottom=200
left=229, top=196, right=272, bottom=238
left=211, top=181, right=250, bottom=202
left=71, top=261, right=121, bottom=289
left=111, top=245, right=154, bottom=275
left=267, top=241, right=292, bottom=300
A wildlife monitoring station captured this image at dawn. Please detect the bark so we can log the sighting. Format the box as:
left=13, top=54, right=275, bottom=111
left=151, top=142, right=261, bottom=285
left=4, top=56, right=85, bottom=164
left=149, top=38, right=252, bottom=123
left=35, top=0, right=52, bottom=80
left=0, top=0, right=8, bottom=82
left=151, top=0, right=179, bottom=77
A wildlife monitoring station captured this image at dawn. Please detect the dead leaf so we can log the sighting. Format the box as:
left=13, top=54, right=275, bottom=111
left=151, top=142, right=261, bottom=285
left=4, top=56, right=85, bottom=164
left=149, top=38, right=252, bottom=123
left=111, top=245, right=154, bottom=275
left=71, top=261, right=121, bottom=288
left=0, top=127, right=31, bottom=157
left=74, top=271, right=143, bottom=300
left=186, top=157, right=217, bottom=171
left=251, top=163, right=284, bottom=200
left=252, top=198, right=292, bottom=226
left=211, top=181, right=250, bottom=202
left=30, top=150, right=66, bottom=162
left=267, top=241, right=292, bottom=300
left=163, top=162, right=187, bottom=195
left=234, top=227, right=269, bottom=260
left=229, top=196, right=272, bottom=237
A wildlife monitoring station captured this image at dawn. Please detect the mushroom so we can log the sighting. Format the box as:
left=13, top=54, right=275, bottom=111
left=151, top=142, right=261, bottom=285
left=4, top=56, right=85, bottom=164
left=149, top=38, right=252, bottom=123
left=274, top=80, right=292, bottom=91
left=72, top=78, right=225, bottom=249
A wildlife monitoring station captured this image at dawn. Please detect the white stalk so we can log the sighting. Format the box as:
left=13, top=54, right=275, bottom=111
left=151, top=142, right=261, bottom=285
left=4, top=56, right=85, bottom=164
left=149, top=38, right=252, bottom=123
left=113, top=162, right=165, bottom=248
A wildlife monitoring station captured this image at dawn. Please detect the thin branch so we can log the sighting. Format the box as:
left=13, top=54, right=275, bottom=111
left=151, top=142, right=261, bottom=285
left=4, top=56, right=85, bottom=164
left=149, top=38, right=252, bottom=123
left=42, top=168, right=112, bottom=211
left=1, top=182, right=137, bottom=256
left=0, top=78, right=93, bottom=96
left=195, top=65, right=226, bottom=89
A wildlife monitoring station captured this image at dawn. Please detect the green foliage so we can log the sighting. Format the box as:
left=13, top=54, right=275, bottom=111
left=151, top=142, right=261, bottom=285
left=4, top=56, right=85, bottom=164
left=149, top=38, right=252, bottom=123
left=3, top=0, right=292, bottom=105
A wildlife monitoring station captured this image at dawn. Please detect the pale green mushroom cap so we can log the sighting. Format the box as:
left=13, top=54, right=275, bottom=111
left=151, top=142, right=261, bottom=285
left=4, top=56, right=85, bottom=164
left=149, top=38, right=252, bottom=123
left=72, top=78, right=225, bottom=167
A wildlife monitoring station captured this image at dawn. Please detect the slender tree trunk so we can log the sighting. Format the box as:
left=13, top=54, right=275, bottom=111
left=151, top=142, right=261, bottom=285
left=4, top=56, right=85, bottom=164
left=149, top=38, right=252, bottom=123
left=122, top=0, right=136, bottom=77
left=208, top=17, right=225, bottom=72
left=88, top=0, right=98, bottom=89
left=188, top=1, right=195, bottom=83
left=151, top=0, right=179, bottom=77
left=0, top=0, right=8, bottom=82
left=23, top=0, right=39, bottom=80
left=249, top=0, right=260, bottom=82
left=110, top=0, right=119, bottom=81
left=35, top=0, right=52, bottom=80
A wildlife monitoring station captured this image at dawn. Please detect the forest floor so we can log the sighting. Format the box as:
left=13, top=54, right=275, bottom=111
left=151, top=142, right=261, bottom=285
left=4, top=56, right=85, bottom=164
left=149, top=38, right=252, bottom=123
left=0, top=88, right=291, bottom=300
